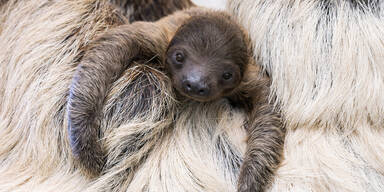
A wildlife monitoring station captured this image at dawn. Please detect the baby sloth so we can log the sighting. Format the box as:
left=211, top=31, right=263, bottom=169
left=166, top=16, right=244, bottom=102
left=67, top=8, right=285, bottom=192
left=165, top=15, right=285, bottom=192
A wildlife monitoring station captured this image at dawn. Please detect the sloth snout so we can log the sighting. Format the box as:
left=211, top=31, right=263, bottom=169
left=182, top=79, right=210, bottom=97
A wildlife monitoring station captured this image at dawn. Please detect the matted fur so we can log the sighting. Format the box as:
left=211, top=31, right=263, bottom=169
left=227, top=0, right=384, bottom=191
left=0, top=1, right=251, bottom=192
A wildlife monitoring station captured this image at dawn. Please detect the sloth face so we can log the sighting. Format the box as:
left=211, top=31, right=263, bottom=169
left=166, top=46, right=241, bottom=102
left=165, top=15, right=248, bottom=102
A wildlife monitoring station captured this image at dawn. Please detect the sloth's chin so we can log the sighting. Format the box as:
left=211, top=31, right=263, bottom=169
left=174, top=86, right=220, bottom=103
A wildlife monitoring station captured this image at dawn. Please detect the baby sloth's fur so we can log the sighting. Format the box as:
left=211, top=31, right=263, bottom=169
left=67, top=8, right=285, bottom=192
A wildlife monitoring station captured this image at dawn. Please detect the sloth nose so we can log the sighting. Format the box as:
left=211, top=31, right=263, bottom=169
left=183, top=79, right=210, bottom=97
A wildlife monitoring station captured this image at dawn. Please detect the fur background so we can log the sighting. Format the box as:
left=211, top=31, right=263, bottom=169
left=0, top=0, right=383, bottom=192
left=192, top=0, right=226, bottom=10
left=0, top=0, right=245, bottom=191
left=228, top=0, right=384, bottom=191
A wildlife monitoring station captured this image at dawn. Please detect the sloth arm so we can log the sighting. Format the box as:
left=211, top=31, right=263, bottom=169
left=235, top=74, right=285, bottom=192
left=67, top=12, right=191, bottom=177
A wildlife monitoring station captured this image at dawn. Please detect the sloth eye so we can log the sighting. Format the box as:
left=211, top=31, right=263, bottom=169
left=222, top=72, right=233, bottom=80
left=173, top=51, right=184, bottom=64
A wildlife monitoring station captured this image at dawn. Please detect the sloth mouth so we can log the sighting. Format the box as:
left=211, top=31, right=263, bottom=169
left=174, top=84, right=219, bottom=103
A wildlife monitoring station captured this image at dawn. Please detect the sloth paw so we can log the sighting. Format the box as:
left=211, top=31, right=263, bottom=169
left=237, top=161, right=269, bottom=192
left=73, top=144, right=106, bottom=178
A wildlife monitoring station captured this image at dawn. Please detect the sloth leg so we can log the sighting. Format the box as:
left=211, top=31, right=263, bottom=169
left=67, top=22, right=169, bottom=177
left=235, top=76, right=285, bottom=192
left=237, top=104, right=284, bottom=192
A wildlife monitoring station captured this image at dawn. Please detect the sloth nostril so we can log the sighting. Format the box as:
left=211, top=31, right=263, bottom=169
left=197, top=87, right=210, bottom=96
left=186, top=83, right=192, bottom=91
left=182, top=79, right=209, bottom=96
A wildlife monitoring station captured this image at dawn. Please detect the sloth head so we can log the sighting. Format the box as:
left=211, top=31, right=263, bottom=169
left=165, top=14, right=249, bottom=102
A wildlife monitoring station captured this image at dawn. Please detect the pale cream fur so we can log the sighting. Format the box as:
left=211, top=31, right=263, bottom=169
left=4, top=0, right=379, bottom=192
left=227, top=0, right=384, bottom=191
left=0, top=0, right=249, bottom=191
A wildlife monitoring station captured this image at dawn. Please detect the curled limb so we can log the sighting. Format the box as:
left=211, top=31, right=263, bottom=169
left=67, top=22, right=170, bottom=177
left=237, top=74, right=285, bottom=192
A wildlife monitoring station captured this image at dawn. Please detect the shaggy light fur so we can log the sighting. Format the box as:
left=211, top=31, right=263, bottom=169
left=4, top=0, right=381, bottom=191
left=0, top=0, right=126, bottom=191
left=227, top=0, right=384, bottom=191
left=0, top=1, right=249, bottom=191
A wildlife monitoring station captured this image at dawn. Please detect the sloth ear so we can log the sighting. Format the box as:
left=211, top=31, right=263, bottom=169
left=66, top=23, right=168, bottom=177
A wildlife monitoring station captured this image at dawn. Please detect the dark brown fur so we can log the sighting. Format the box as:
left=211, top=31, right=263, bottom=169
left=165, top=15, right=246, bottom=102
left=109, top=0, right=195, bottom=22
left=165, top=14, right=285, bottom=192
left=67, top=8, right=285, bottom=192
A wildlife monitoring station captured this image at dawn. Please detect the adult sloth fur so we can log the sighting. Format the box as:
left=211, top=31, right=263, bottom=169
left=227, top=0, right=384, bottom=191
left=110, top=0, right=194, bottom=22
left=4, top=0, right=383, bottom=192
left=0, top=0, right=251, bottom=192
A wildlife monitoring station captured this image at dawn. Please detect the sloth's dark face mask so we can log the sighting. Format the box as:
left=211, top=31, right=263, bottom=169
left=165, top=15, right=247, bottom=102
